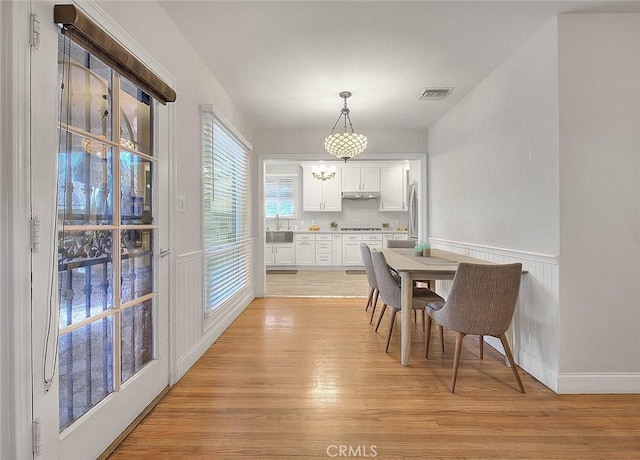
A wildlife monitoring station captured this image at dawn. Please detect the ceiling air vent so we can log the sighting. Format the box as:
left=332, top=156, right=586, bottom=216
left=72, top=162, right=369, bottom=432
left=418, top=87, right=453, bottom=100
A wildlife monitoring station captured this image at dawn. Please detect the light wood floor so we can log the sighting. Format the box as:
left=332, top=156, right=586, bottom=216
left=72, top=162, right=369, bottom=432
left=266, top=270, right=370, bottom=296
left=110, top=297, right=640, bottom=459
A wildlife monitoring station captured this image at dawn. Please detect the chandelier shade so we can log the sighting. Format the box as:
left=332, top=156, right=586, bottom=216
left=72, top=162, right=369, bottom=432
left=324, top=132, right=368, bottom=162
left=325, top=91, right=367, bottom=161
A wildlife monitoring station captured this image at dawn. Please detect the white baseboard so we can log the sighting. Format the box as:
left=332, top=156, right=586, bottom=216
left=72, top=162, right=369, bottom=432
left=176, top=291, right=253, bottom=380
left=517, top=349, right=559, bottom=392
left=558, top=373, right=640, bottom=394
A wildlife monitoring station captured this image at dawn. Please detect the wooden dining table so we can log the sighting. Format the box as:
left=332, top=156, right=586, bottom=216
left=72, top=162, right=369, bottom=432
left=380, top=248, right=496, bottom=366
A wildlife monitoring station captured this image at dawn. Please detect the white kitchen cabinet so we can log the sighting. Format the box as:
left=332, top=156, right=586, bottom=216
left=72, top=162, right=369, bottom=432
left=315, top=234, right=332, bottom=265
left=265, top=244, right=275, bottom=265
left=379, top=164, right=405, bottom=211
left=302, top=165, right=342, bottom=211
left=295, top=234, right=316, bottom=265
left=342, top=233, right=363, bottom=266
left=331, top=233, right=343, bottom=265
left=265, top=243, right=295, bottom=265
left=362, top=233, right=383, bottom=251
left=383, top=233, right=409, bottom=247
left=342, top=166, right=380, bottom=192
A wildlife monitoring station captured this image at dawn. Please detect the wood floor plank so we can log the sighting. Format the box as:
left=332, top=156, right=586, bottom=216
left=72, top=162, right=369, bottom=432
left=109, top=297, right=640, bottom=459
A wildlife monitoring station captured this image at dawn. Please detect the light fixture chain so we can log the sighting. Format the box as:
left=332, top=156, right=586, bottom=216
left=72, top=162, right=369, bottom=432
left=346, top=113, right=355, bottom=134
left=329, top=111, right=343, bottom=134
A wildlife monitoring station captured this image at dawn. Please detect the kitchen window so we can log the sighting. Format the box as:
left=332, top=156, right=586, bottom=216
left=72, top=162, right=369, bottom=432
left=265, top=174, right=298, bottom=219
left=202, top=110, right=251, bottom=315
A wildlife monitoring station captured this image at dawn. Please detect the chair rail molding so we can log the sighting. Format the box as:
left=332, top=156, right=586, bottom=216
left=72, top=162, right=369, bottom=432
left=428, top=238, right=559, bottom=264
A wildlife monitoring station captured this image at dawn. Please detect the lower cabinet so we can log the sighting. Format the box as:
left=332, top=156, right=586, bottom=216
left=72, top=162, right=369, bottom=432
left=331, top=234, right=343, bottom=265
left=362, top=233, right=383, bottom=252
left=315, top=234, right=332, bottom=266
left=295, top=234, right=316, bottom=265
left=280, top=232, right=408, bottom=267
left=342, top=234, right=363, bottom=266
left=265, top=243, right=295, bottom=265
left=383, top=233, right=409, bottom=247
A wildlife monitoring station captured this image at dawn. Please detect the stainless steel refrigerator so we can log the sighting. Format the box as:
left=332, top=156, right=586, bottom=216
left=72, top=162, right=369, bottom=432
left=407, top=181, right=418, bottom=240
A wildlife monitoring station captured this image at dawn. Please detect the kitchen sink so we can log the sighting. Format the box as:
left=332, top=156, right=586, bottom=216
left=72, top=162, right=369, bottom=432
left=265, top=231, right=294, bottom=243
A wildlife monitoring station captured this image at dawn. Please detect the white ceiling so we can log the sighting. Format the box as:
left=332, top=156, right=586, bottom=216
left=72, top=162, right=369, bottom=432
left=160, top=1, right=639, bottom=132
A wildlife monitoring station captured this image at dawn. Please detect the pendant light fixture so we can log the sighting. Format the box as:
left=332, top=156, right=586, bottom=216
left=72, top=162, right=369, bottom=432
left=324, top=91, right=367, bottom=162
left=311, top=163, right=337, bottom=181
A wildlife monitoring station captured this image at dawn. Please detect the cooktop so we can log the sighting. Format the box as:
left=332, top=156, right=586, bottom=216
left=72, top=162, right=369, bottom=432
left=340, top=227, right=382, bottom=231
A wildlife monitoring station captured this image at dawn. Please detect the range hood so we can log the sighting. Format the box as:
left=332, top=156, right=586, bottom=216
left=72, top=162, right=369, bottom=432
left=342, top=191, right=380, bottom=200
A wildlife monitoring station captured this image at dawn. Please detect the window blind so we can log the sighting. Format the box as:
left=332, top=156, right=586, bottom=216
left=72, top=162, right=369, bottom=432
left=265, top=175, right=298, bottom=219
left=202, top=111, right=250, bottom=314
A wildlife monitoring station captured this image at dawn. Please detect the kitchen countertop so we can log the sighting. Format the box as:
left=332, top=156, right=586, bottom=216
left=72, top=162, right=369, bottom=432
left=290, top=229, right=408, bottom=234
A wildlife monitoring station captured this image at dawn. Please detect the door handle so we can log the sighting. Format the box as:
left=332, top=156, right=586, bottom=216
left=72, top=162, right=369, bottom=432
left=159, top=248, right=171, bottom=258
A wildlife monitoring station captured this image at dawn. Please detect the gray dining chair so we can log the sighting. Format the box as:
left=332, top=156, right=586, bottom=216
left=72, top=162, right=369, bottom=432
left=425, top=262, right=525, bottom=393
left=371, top=250, right=445, bottom=353
left=386, top=240, right=416, bottom=249
left=360, top=244, right=382, bottom=324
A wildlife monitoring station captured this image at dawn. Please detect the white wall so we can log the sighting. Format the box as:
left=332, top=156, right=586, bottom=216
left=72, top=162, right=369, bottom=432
left=255, top=128, right=427, bottom=156
left=557, top=14, right=640, bottom=392
left=427, top=19, right=561, bottom=389
left=428, top=19, right=559, bottom=255
left=98, top=0, right=254, bottom=257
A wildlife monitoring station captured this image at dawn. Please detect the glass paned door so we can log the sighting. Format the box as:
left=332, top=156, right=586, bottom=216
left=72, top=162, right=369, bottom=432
left=57, top=34, right=159, bottom=429
left=30, top=11, right=170, bottom=459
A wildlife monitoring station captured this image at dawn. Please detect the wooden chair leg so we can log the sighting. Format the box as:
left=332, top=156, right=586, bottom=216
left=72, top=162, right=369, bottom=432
left=500, top=334, right=525, bottom=393
left=479, top=335, right=484, bottom=359
left=450, top=332, right=466, bottom=393
left=414, top=310, right=417, bottom=323
left=424, top=314, right=432, bottom=359
left=385, top=310, right=397, bottom=353
left=374, top=304, right=388, bottom=333
left=421, top=310, right=426, bottom=332
left=369, top=290, right=379, bottom=324
left=365, top=287, right=374, bottom=311
left=439, top=325, right=445, bottom=353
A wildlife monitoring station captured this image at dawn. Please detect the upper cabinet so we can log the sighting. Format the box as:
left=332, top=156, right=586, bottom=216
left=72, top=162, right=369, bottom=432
left=302, top=165, right=342, bottom=211
left=342, top=166, right=380, bottom=192
left=379, top=164, right=406, bottom=211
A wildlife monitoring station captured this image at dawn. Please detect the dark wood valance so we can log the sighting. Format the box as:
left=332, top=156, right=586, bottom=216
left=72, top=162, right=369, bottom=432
left=54, top=4, right=176, bottom=105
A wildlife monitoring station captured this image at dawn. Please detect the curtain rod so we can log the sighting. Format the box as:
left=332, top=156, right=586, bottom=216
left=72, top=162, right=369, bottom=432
left=54, top=4, right=176, bottom=105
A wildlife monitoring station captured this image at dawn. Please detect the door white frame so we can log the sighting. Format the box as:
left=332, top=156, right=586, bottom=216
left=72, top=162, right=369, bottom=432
left=1, top=1, right=37, bottom=459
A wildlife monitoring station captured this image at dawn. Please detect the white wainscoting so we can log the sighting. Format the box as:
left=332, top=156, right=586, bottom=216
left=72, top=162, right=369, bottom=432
left=175, top=251, right=204, bottom=379
left=429, top=238, right=560, bottom=392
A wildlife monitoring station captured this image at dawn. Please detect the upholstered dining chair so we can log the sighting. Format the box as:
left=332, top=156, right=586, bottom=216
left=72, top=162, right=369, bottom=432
left=386, top=239, right=416, bottom=249
left=360, top=244, right=380, bottom=323
left=425, top=262, right=525, bottom=393
left=371, top=250, right=445, bottom=353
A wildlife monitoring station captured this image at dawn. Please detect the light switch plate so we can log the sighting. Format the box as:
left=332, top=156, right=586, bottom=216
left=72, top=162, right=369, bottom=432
left=177, top=195, right=186, bottom=212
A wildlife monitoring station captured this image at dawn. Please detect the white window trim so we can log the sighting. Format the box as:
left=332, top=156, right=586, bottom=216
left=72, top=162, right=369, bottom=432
left=201, top=106, right=254, bottom=330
